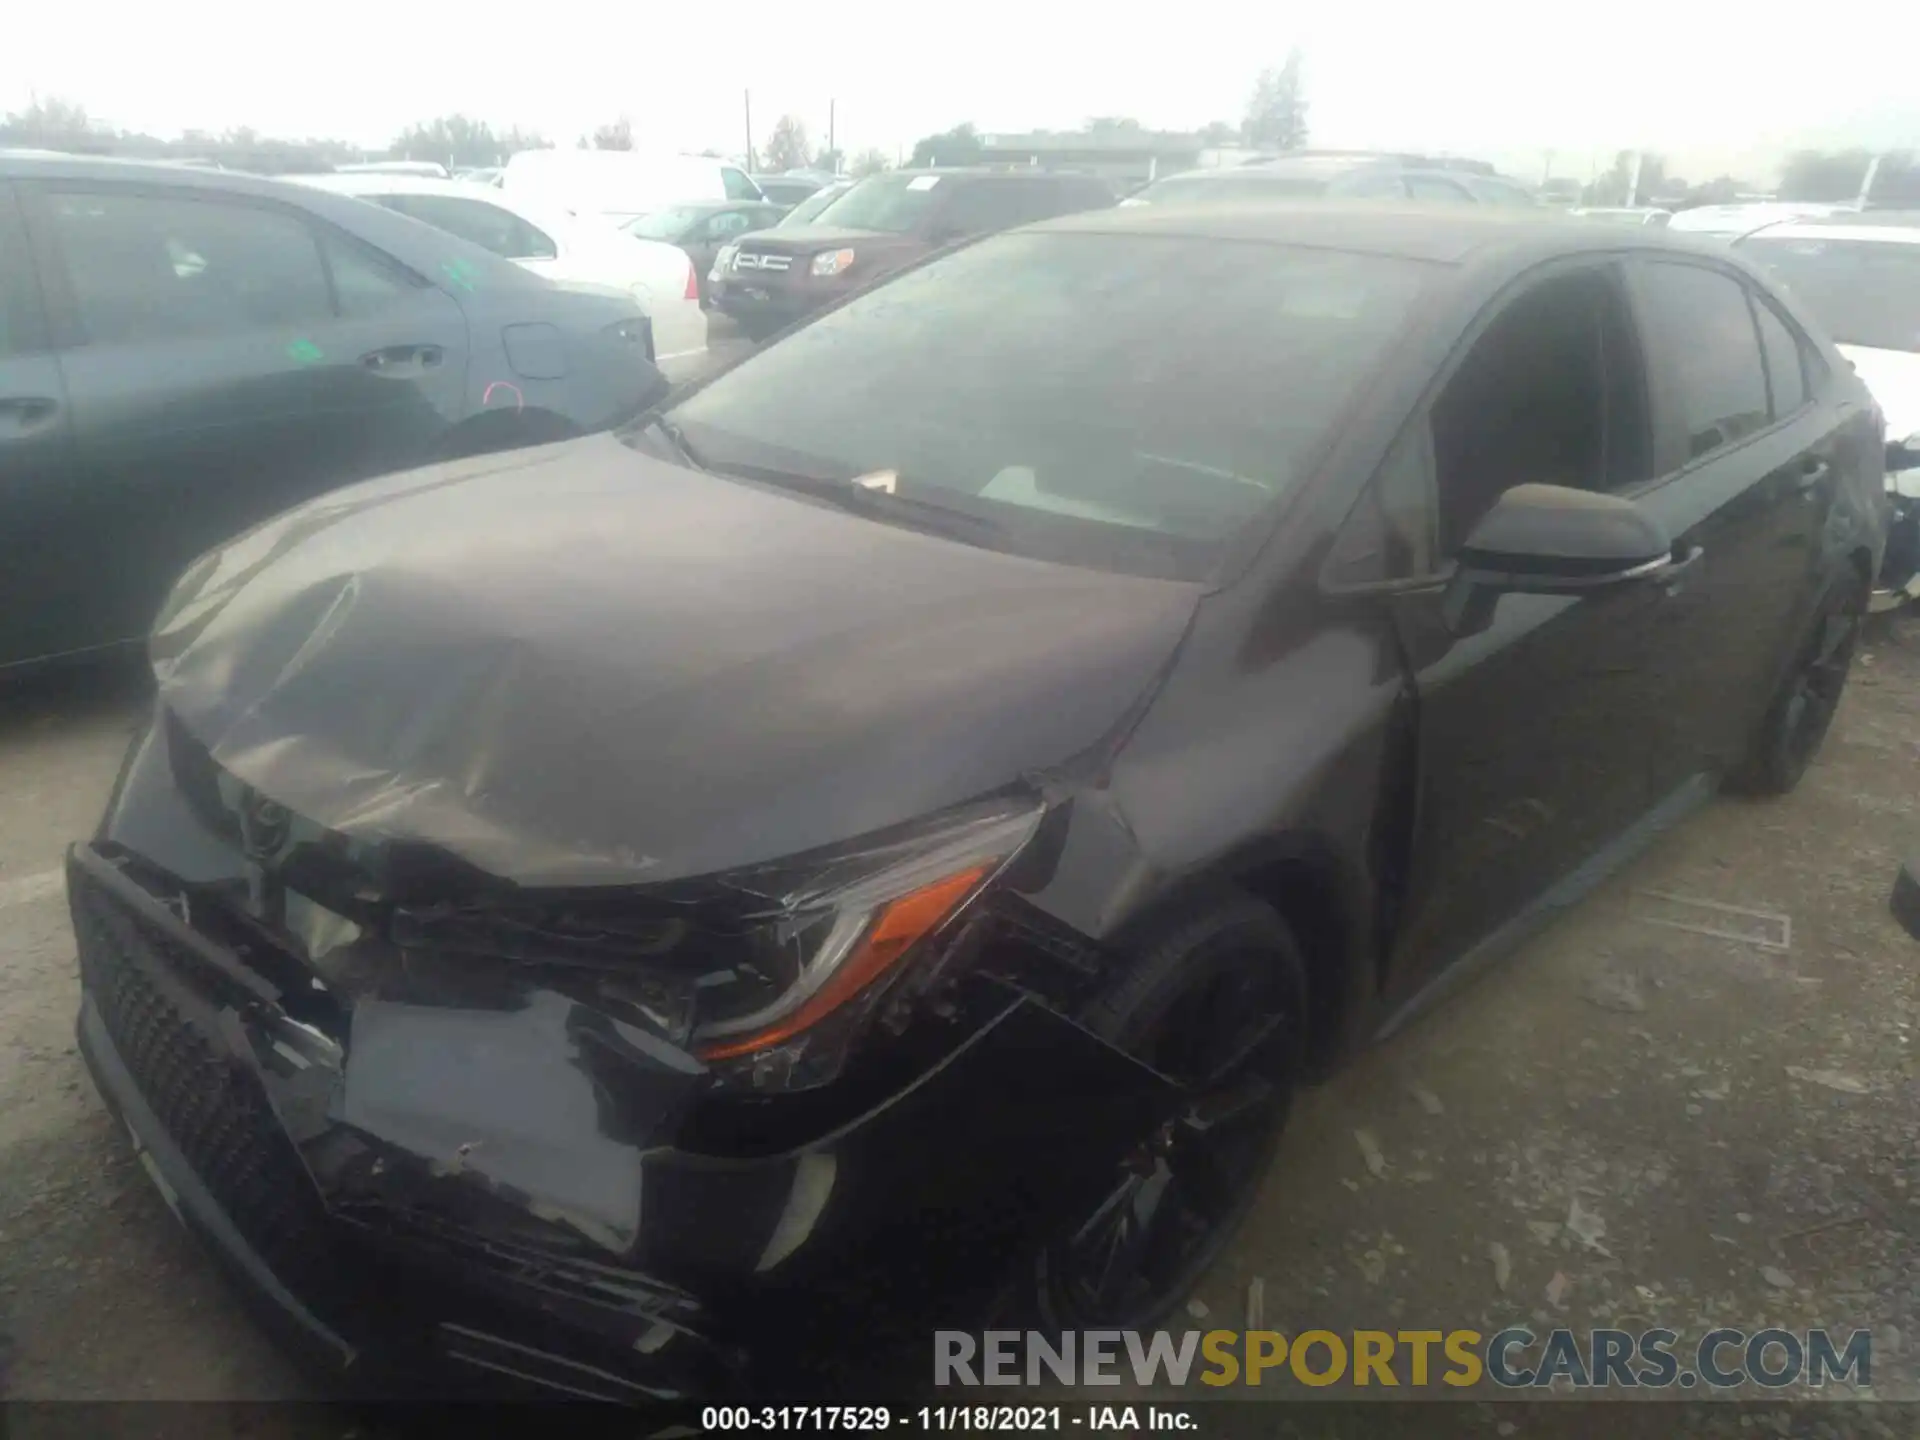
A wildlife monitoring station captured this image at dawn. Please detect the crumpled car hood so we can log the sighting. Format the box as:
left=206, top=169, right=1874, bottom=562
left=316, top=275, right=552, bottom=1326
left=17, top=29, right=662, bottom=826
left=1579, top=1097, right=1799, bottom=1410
left=150, top=434, right=1200, bottom=886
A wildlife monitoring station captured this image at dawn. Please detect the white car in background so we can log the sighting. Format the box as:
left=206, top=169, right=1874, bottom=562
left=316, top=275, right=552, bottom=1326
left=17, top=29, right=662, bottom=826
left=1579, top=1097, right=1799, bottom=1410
left=1738, top=220, right=1920, bottom=606
left=500, top=150, right=765, bottom=227
left=1668, top=201, right=1855, bottom=242
left=296, top=173, right=706, bottom=363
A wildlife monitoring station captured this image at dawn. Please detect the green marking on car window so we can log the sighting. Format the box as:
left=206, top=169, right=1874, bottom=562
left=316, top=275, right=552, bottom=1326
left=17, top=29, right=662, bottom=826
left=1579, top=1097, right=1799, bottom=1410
left=286, top=338, right=324, bottom=363
left=440, top=258, right=480, bottom=293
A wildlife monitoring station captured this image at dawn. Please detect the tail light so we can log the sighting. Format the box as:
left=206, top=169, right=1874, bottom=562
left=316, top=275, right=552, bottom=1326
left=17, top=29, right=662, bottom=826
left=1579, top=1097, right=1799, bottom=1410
left=685, top=261, right=699, bottom=301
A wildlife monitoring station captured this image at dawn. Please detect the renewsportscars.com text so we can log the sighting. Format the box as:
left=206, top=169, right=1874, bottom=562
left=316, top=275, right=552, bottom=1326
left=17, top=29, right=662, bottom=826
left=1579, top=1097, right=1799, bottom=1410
left=934, top=1328, right=1874, bottom=1390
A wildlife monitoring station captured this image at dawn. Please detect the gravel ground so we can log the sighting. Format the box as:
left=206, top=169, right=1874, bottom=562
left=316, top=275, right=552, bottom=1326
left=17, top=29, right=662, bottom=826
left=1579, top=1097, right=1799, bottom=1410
left=1, top=515, right=1915, bottom=1410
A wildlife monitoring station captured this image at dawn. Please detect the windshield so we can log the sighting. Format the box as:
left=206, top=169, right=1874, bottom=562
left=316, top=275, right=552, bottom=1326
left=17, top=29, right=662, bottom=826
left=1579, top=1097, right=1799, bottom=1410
left=663, top=231, right=1431, bottom=580
left=1133, top=173, right=1332, bottom=205
left=781, top=185, right=851, bottom=227
left=624, top=206, right=705, bottom=241
left=808, top=174, right=946, bottom=233
left=1740, top=235, right=1920, bottom=352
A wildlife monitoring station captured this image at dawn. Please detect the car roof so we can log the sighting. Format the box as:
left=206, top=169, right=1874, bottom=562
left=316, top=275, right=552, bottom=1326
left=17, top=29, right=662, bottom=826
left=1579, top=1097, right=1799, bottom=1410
left=1038, top=200, right=1726, bottom=265
left=0, top=149, right=552, bottom=288
left=297, top=172, right=516, bottom=201
left=876, top=167, right=1096, bottom=184
left=1151, top=159, right=1510, bottom=187
left=1743, top=220, right=1920, bottom=246
left=650, top=198, right=775, bottom=212
left=0, top=148, right=305, bottom=192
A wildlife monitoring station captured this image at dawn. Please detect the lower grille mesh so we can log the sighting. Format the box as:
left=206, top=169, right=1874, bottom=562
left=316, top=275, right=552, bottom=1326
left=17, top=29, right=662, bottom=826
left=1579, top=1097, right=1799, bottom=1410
left=71, top=866, right=349, bottom=1318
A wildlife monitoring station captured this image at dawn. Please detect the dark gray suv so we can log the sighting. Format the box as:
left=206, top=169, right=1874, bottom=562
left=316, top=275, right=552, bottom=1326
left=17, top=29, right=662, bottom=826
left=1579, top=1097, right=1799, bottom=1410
left=0, top=152, right=667, bottom=674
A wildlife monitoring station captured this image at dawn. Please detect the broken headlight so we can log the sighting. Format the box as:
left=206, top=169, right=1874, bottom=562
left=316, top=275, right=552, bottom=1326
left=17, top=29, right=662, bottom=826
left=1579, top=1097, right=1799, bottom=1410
left=388, top=797, right=1043, bottom=1094
left=694, top=797, right=1043, bottom=1092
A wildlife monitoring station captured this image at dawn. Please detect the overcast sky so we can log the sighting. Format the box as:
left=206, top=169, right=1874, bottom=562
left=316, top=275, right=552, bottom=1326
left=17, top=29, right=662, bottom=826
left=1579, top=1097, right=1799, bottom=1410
left=9, top=0, right=1919, bottom=185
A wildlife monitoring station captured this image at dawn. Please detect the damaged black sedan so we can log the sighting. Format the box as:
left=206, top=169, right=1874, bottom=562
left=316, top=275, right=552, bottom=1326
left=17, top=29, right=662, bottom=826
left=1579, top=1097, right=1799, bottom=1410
left=71, top=205, right=1885, bottom=1400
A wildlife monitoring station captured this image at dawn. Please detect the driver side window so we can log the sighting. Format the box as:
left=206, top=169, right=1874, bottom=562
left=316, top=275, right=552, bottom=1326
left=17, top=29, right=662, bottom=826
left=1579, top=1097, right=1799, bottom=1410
left=1327, top=264, right=1652, bottom=583
left=1430, top=265, right=1651, bottom=552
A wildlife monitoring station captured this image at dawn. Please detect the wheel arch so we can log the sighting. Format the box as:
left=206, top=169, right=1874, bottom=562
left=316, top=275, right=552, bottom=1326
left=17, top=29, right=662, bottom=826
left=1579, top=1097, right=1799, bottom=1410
left=1111, top=832, right=1379, bottom=1079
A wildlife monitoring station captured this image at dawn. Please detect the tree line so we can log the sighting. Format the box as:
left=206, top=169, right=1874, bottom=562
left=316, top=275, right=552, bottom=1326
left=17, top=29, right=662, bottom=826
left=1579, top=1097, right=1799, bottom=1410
left=1580, top=148, right=1920, bottom=209
left=905, top=50, right=1309, bottom=169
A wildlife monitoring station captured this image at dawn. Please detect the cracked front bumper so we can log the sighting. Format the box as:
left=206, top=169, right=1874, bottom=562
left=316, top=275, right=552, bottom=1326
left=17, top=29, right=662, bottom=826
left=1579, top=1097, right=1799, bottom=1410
left=68, top=834, right=1174, bottom=1401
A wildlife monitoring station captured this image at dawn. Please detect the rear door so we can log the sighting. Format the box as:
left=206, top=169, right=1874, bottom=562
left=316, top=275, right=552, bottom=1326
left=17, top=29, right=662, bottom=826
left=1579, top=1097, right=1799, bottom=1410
left=1622, top=256, right=1839, bottom=783
left=19, top=180, right=468, bottom=653
left=0, top=182, right=82, bottom=669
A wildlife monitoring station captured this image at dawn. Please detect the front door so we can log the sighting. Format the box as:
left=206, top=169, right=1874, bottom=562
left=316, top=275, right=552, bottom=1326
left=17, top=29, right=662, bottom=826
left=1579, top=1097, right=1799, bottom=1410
left=0, top=183, right=81, bottom=669
left=1381, top=260, right=1682, bottom=1001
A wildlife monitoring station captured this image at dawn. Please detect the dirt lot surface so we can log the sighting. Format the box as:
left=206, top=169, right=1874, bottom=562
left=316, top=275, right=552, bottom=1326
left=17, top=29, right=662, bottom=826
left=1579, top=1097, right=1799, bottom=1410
left=1, top=555, right=1915, bottom=1415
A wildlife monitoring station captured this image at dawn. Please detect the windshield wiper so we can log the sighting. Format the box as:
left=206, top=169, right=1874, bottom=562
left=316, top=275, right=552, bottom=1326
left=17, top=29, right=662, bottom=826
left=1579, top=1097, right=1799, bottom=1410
left=836, top=476, right=1009, bottom=538
left=635, top=415, right=706, bottom=470
left=694, top=457, right=1008, bottom=540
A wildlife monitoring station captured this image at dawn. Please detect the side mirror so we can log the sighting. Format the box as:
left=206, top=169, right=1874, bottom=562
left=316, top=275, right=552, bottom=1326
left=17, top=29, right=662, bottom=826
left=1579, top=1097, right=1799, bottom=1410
left=1892, top=859, right=1920, bottom=941
left=1442, top=483, right=1684, bottom=634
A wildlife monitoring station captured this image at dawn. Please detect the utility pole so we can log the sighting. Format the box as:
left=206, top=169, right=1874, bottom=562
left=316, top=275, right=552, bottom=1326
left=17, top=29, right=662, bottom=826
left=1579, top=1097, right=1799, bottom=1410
left=744, top=90, right=754, bottom=171
left=1857, top=151, right=1884, bottom=208
left=828, top=99, right=836, bottom=173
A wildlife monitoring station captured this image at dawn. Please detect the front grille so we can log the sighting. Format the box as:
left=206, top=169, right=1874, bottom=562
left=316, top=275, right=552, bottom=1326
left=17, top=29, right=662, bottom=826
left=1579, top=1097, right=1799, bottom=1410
left=733, top=250, right=791, bottom=272
left=71, top=863, right=351, bottom=1319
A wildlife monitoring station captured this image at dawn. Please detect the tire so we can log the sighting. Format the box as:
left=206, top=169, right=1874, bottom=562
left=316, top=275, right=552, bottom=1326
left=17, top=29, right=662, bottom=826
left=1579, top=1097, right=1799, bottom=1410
left=1031, top=891, right=1309, bottom=1332
left=1729, top=573, right=1866, bottom=796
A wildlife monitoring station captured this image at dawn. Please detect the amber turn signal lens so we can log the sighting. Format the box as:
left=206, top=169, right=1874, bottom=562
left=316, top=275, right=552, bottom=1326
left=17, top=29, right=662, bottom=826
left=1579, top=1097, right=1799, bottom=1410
left=698, top=864, right=990, bottom=1062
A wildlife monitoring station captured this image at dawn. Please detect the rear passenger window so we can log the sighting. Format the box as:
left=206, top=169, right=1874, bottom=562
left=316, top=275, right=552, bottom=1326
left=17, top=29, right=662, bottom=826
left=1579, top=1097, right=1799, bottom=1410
left=382, top=195, right=557, bottom=262
left=936, top=181, right=1034, bottom=236
left=1634, top=261, right=1770, bottom=462
left=1404, top=176, right=1474, bottom=203
left=721, top=168, right=761, bottom=201
left=43, top=190, right=332, bottom=344
left=1752, top=297, right=1809, bottom=417
left=319, top=233, right=417, bottom=319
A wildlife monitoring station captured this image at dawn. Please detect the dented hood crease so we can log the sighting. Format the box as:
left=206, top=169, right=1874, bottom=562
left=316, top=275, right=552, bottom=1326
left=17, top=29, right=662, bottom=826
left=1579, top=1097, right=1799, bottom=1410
left=151, top=435, right=1201, bottom=885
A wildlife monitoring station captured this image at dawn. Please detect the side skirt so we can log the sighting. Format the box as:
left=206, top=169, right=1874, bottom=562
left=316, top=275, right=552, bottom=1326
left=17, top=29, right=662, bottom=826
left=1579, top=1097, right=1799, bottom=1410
left=1373, top=771, right=1716, bottom=1042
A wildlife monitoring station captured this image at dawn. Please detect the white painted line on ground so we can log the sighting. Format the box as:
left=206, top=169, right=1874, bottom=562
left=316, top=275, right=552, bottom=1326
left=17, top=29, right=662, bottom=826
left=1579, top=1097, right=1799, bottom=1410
left=0, top=869, right=64, bottom=910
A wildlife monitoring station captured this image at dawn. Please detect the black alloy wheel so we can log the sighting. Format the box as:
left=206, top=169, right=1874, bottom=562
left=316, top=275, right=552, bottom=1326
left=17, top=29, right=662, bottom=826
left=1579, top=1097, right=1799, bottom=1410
left=1733, top=577, right=1866, bottom=796
left=1034, top=895, right=1307, bottom=1331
